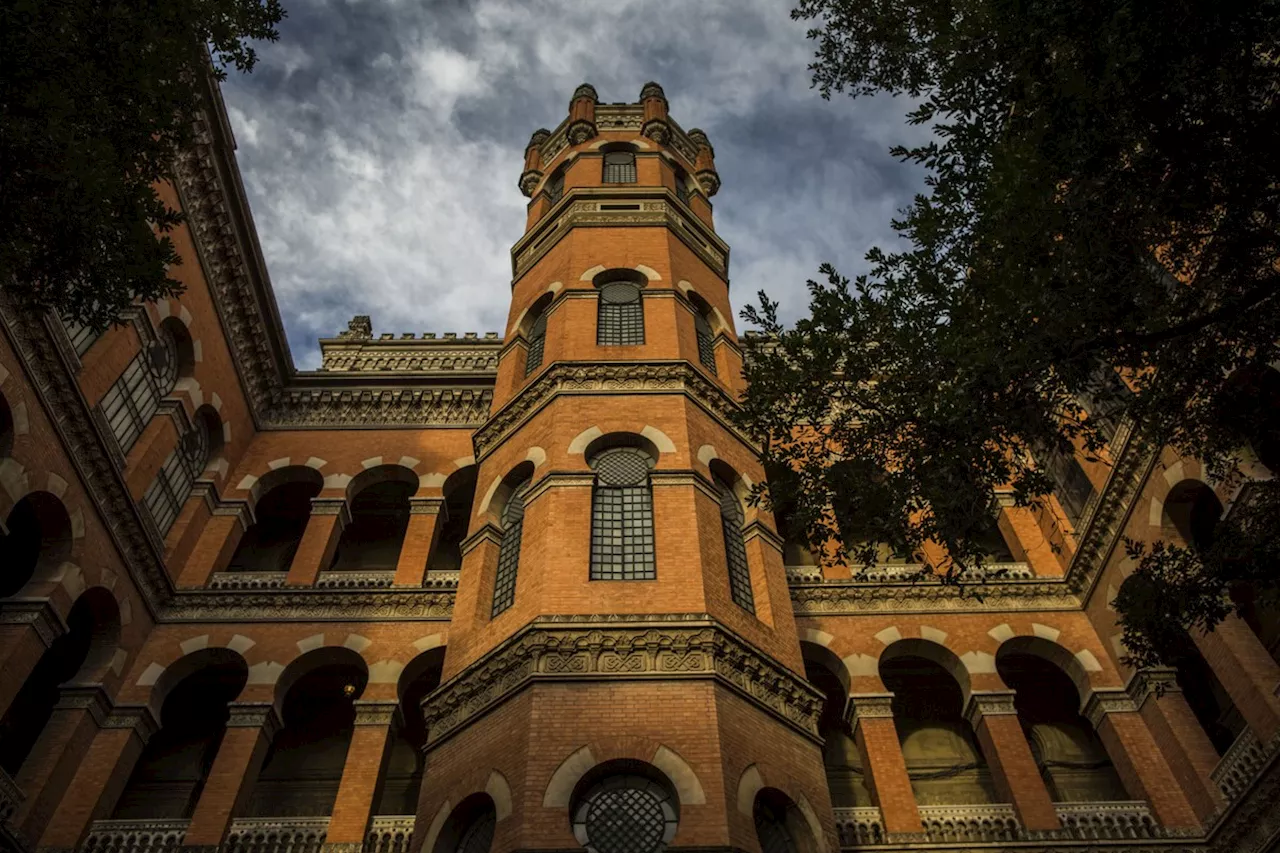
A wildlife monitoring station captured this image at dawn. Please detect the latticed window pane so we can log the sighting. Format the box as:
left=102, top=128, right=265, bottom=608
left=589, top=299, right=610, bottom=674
left=754, top=801, right=797, bottom=853
left=717, top=479, right=754, bottom=613
left=602, top=150, right=636, bottom=183
left=143, top=447, right=194, bottom=537
left=572, top=774, right=678, bottom=853
left=492, top=481, right=529, bottom=616
left=597, top=282, right=644, bottom=346
left=525, top=312, right=547, bottom=376
left=100, top=353, right=161, bottom=454
left=694, top=311, right=717, bottom=373
left=455, top=807, right=495, bottom=853
left=590, top=448, right=656, bottom=580
left=545, top=169, right=564, bottom=204
left=63, top=318, right=101, bottom=357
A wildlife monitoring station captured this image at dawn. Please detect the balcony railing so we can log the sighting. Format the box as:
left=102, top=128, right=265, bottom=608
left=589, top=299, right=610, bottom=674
left=364, top=816, right=415, bottom=853
left=208, top=572, right=287, bottom=590
left=224, top=817, right=328, bottom=853
left=1050, top=801, right=1163, bottom=839
left=1212, top=728, right=1267, bottom=802
left=833, top=807, right=885, bottom=847
left=918, top=803, right=1020, bottom=841
left=315, top=571, right=396, bottom=589
left=786, top=561, right=1034, bottom=585
left=81, top=819, right=189, bottom=853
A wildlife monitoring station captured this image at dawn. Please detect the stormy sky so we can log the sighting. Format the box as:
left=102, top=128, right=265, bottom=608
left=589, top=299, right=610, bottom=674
left=219, top=0, right=929, bottom=369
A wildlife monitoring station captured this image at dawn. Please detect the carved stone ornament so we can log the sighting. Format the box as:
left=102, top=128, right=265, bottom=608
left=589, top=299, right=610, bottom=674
left=421, top=618, right=824, bottom=747
left=641, top=119, right=671, bottom=145
left=566, top=119, right=597, bottom=146
left=1082, top=689, right=1140, bottom=729
left=473, top=360, right=752, bottom=460
left=696, top=169, right=721, bottom=198
left=102, top=705, right=161, bottom=745
left=1126, top=667, right=1181, bottom=709
left=963, top=690, right=1019, bottom=729
left=227, top=703, right=281, bottom=738
left=353, top=701, right=400, bottom=727
left=344, top=315, right=373, bottom=339
left=518, top=169, right=543, bottom=198
left=165, top=588, right=455, bottom=622
left=845, top=693, right=896, bottom=728
left=409, top=497, right=446, bottom=515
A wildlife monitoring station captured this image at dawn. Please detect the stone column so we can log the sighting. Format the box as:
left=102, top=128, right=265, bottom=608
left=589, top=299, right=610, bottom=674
left=325, top=701, right=400, bottom=849
left=1193, top=615, right=1280, bottom=742
left=183, top=703, right=280, bottom=849
left=13, top=685, right=112, bottom=839
left=175, top=505, right=250, bottom=588
left=286, top=498, right=349, bottom=587
left=0, top=600, right=64, bottom=719
left=847, top=694, right=923, bottom=838
left=1085, top=690, right=1199, bottom=828
left=394, top=498, right=444, bottom=587
left=1129, top=668, right=1225, bottom=823
left=37, top=706, right=158, bottom=850
left=964, top=690, right=1060, bottom=830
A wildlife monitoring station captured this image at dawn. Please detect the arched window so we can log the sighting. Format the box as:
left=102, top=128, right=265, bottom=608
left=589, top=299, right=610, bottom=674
left=715, top=475, right=754, bottom=613
left=589, top=445, right=656, bottom=580
left=492, top=479, right=530, bottom=616
left=570, top=766, right=678, bottom=853
left=754, top=796, right=797, bottom=853
left=431, top=794, right=497, bottom=853
left=330, top=467, right=417, bottom=572
left=544, top=166, right=566, bottom=204
left=1, top=491, right=73, bottom=599
left=428, top=466, right=478, bottom=572
left=602, top=149, right=637, bottom=184
left=377, top=649, right=444, bottom=816
left=802, top=644, right=872, bottom=810
left=693, top=311, right=716, bottom=372
left=227, top=468, right=324, bottom=573
left=673, top=165, right=692, bottom=206
left=525, top=310, right=548, bottom=376
left=143, top=408, right=219, bottom=537
left=62, top=317, right=102, bottom=357
left=100, top=318, right=192, bottom=454
left=597, top=280, right=645, bottom=346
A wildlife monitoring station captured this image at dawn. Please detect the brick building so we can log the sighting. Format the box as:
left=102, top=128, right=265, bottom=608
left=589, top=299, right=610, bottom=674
left=1, top=78, right=1277, bottom=853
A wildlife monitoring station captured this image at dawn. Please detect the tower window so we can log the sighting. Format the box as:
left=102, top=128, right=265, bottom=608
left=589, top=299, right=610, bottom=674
left=693, top=308, right=717, bottom=374
left=492, top=480, right=529, bottom=616
left=589, top=446, right=657, bottom=580
left=545, top=167, right=565, bottom=204
left=597, top=281, right=645, bottom=346
left=525, top=310, right=548, bottom=376
left=716, top=476, right=755, bottom=613
left=570, top=772, right=678, bottom=853
left=602, top=150, right=637, bottom=184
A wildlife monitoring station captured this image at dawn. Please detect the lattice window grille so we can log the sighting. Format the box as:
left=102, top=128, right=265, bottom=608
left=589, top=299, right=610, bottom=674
left=492, top=481, right=529, bottom=616
left=455, top=808, right=495, bottom=853
left=63, top=318, right=101, bottom=356
left=144, top=447, right=193, bottom=536
left=545, top=169, right=565, bottom=204
left=754, top=801, right=798, bottom=853
left=602, top=151, right=637, bottom=184
left=597, top=282, right=645, bottom=346
left=571, top=774, right=678, bottom=853
left=590, top=448, right=656, bottom=580
left=525, top=311, right=547, bottom=376
left=100, top=353, right=162, bottom=454
left=717, top=479, right=755, bottom=613
left=694, top=311, right=717, bottom=373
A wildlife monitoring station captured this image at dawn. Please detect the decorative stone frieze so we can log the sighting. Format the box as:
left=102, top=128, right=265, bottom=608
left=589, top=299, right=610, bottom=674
left=789, top=579, right=1079, bottom=614
left=408, top=497, right=445, bottom=515
left=1082, top=689, right=1141, bottom=729
left=422, top=619, right=823, bottom=746
left=165, top=589, right=454, bottom=622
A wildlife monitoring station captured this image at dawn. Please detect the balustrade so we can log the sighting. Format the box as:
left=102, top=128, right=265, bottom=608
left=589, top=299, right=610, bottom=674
left=364, top=816, right=415, bottom=853
left=314, top=571, right=396, bottom=589
left=208, top=572, right=288, bottom=590
left=1050, top=801, right=1162, bottom=839
left=833, top=807, right=884, bottom=847
left=917, top=803, right=1020, bottom=842
left=1211, top=728, right=1268, bottom=802
left=224, top=817, right=328, bottom=853
left=81, top=820, right=188, bottom=853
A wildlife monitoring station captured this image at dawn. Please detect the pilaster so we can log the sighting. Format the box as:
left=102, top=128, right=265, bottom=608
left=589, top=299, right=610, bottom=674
left=183, top=703, right=280, bottom=848
left=176, top=504, right=250, bottom=588
left=847, top=694, right=923, bottom=838
left=394, top=498, right=444, bottom=587
left=286, top=498, right=349, bottom=587
left=964, top=690, right=1060, bottom=830
left=1193, top=614, right=1280, bottom=742
left=325, top=701, right=400, bottom=847
left=1129, top=667, right=1226, bottom=822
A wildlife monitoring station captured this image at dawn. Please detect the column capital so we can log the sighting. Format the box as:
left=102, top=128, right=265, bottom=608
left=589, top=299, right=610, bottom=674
left=0, top=598, right=67, bottom=647
left=1126, top=666, right=1181, bottom=709
left=101, top=704, right=160, bottom=745
left=845, top=693, right=896, bottom=728
left=963, top=689, right=1019, bottom=730
left=54, top=683, right=113, bottom=724
left=353, top=700, right=401, bottom=727
left=409, top=497, right=445, bottom=515
left=226, top=702, right=282, bottom=738
left=1082, top=688, right=1140, bottom=729
left=211, top=498, right=254, bottom=530
left=310, top=496, right=351, bottom=526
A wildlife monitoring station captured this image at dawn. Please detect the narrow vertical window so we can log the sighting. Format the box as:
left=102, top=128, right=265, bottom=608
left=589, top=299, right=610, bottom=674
left=602, top=150, right=637, bottom=183
left=99, top=324, right=180, bottom=454
left=716, top=477, right=754, bottom=613
left=544, top=167, right=565, bottom=204
left=492, top=480, right=529, bottom=616
left=694, top=311, right=717, bottom=373
left=62, top=317, right=101, bottom=357
left=525, top=311, right=547, bottom=376
left=597, top=281, right=644, bottom=345
left=143, top=418, right=209, bottom=537
left=589, top=446, right=656, bottom=580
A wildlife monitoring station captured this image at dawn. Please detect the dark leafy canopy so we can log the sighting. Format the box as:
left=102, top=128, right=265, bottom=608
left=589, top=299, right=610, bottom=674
left=738, top=0, right=1280, bottom=666
left=1, top=0, right=284, bottom=331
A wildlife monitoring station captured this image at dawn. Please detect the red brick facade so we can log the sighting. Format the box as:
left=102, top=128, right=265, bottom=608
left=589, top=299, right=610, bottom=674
left=0, top=79, right=1277, bottom=853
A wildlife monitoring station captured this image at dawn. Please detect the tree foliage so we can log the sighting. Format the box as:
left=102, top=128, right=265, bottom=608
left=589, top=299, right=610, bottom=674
left=739, top=0, right=1280, bottom=666
left=1, top=0, right=284, bottom=331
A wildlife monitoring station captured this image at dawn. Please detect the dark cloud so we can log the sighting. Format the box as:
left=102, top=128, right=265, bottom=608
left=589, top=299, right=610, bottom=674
left=220, top=0, right=928, bottom=367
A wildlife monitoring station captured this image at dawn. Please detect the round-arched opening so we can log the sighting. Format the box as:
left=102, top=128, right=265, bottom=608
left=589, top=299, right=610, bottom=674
left=153, top=317, right=196, bottom=397
left=753, top=788, right=818, bottom=853
left=432, top=792, right=497, bottom=853
left=227, top=467, right=324, bottom=573
left=0, top=589, right=117, bottom=774
left=375, top=647, right=446, bottom=816
left=1163, top=480, right=1224, bottom=552
left=243, top=652, right=369, bottom=818
left=331, top=466, right=417, bottom=571
left=996, top=648, right=1128, bottom=803
left=0, top=491, right=73, bottom=598
left=569, top=759, right=679, bottom=853
left=880, top=648, right=995, bottom=805
left=186, top=405, right=224, bottom=476
left=428, top=466, right=478, bottom=572
left=801, top=643, right=870, bottom=809
left=113, top=653, right=248, bottom=819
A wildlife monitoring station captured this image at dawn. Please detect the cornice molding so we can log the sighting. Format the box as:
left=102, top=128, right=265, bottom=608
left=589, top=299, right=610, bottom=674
left=788, top=578, right=1079, bottom=614
left=422, top=618, right=823, bottom=748
left=0, top=598, right=68, bottom=647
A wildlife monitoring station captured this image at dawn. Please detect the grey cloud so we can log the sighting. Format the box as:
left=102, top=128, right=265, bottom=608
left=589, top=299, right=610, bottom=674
left=221, top=0, right=928, bottom=367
